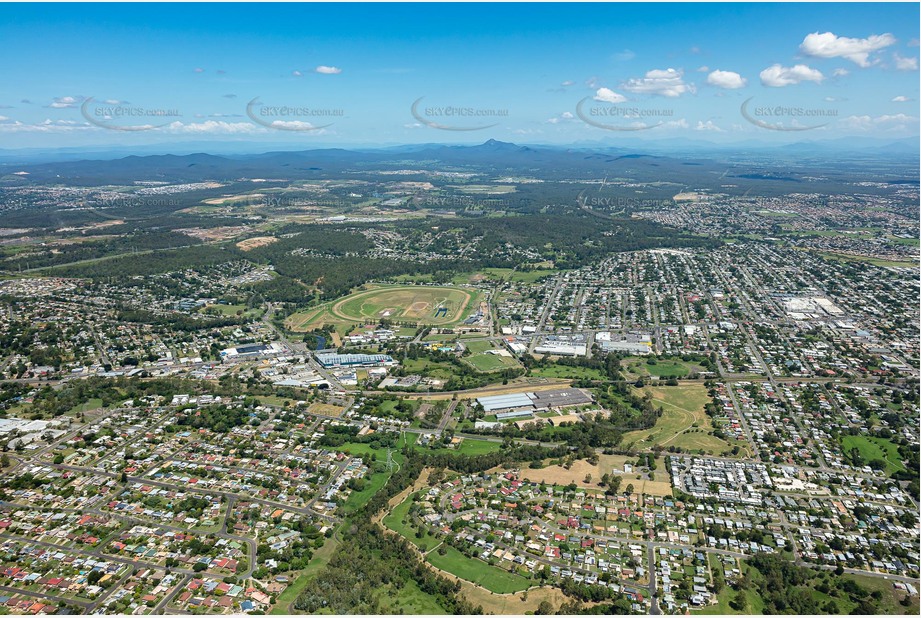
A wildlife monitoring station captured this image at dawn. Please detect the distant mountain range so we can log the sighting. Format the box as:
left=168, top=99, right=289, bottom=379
left=0, top=135, right=916, bottom=165
left=1, top=138, right=917, bottom=186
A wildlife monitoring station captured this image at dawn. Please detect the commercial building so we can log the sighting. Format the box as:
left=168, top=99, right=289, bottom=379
left=220, top=342, right=285, bottom=361
left=314, top=353, right=394, bottom=368
left=476, top=388, right=593, bottom=415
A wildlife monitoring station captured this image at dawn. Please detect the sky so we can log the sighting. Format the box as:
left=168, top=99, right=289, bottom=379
left=0, top=2, right=918, bottom=151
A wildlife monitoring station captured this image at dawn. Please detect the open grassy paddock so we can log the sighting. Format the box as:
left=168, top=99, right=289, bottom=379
left=623, top=384, right=735, bottom=455
left=840, top=435, right=905, bottom=475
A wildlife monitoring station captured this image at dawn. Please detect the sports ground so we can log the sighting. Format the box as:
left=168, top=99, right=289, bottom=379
left=286, top=285, right=481, bottom=332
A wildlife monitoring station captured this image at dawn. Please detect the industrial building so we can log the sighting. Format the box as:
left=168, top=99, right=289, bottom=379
left=314, top=353, right=394, bottom=368
left=220, top=342, right=285, bottom=361
left=596, top=332, right=653, bottom=356
left=476, top=388, right=594, bottom=415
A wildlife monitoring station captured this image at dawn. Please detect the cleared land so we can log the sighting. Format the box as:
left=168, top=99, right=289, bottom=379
left=623, top=384, right=734, bottom=455
left=518, top=454, right=673, bottom=497
left=236, top=236, right=278, bottom=251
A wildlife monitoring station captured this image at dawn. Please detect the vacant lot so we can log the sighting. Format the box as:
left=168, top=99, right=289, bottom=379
left=307, top=402, right=345, bottom=418
left=518, top=454, right=673, bottom=496
left=236, top=235, right=278, bottom=251
left=623, top=384, right=733, bottom=455
left=624, top=358, right=704, bottom=379
left=841, top=435, right=905, bottom=474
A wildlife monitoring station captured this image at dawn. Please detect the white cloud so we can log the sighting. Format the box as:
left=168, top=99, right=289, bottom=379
left=841, top=113, right=916, bottom=131
left=292, top=70, right=303, bottom=77
left=706, top=70, right=746, bottom=89
left=892, top=95, right=911, bottom=102
left=0, top=116, right=8, bottom=122
left=759, top=64, right=824, bottom=87
left=315, top=65, right=342, bottom=74
left=593, top=87, right=627, bottom=104
left=799, top=31, right=896, bottom=67
left=832, top=68, right=849, bottom=77
left=546, top=111, right=575, bottom=124
left=660, top=118, right=689, bottom=130
left=48, top=95, right=85, bottom=109
left=166, top=120, right=265, bottom=134
left=695, top=120, right=724, bottom=132
left=622, top=68, right=694, bottom=97
left=193, top=67, right=205, bottom=73
left=894, top=53, right=919, bottom=70
left=697, top=66, right=709, bottom=73
left=560, top=80, right=575, bottom=87
left=585, top=76, right=599, bottom=88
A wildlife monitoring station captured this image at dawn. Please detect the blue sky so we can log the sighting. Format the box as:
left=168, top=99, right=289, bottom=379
left=0, top=2, right=918, bottom=149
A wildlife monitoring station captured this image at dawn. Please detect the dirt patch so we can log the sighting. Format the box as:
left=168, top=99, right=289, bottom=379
left=307, top=402, right=344, bottom=418
left=236, top=236, right=278, bottom=251
left=404, top=301, right=431, bottom=318
left=519, top=455, right=673, bottom=497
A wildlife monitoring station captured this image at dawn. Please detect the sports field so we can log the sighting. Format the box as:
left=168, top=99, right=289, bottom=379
left=286, top=285, right=480, bottom=332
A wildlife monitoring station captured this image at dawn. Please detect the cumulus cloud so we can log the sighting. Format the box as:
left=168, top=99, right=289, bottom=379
left=593, top=87, right=627, bottom=104
left=894, top=53, right=919, bottom=70
left=706, top=70, right=746, bottom=89
left=315, top=65, right=342, bottom=74
left=695, top=120, right=724, bottom=132
left=892, top=95, right=911, bottom=102
left=660, top=118, right=690, bottom=130
left=841, top=113, right=916, bottom=131
left=759, top=64, right=824, bottom=87
left=622, top=68, right=694, bottom=97
left=0, top=119, right=94, bottom=133
left=166, top=120, right=264, bottom=134
left=48, top=95, right=85, bottom=108
left=799, top=31, right=896, bottom=67
left=832, top=68, right=849, bottom=77
left=546, top=111, right=575, bottom=124
left=696, top=66, right=709, bottom=73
